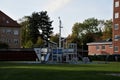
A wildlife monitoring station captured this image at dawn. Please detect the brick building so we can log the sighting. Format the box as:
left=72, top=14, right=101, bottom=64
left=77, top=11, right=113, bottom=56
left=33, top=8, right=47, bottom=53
left=87, top=41, right=113, bottom=55
left=87, top=0, right=120, bottom=55
left=113, top=0, right=120, bottom=54
left=0, top=10, right=21, bottom=48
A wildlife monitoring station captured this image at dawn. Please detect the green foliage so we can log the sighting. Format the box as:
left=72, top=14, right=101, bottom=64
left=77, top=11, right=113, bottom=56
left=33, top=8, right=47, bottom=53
left=33, top=37, right=44, bottom=47
left=83, top=18, right=99, bottom=33
left=102, top=19, right=112, bottom=40
left=89, top=55, right=120, bottom=61
left=0, top=42, right=9, bottom=49
left=20, top=17, right=30, bottom=47
left=69, top=18, right=101, bottom=49
left=24, top=40, right=33, bottom=48
left=68, top=18, right=112, bottom=50
left=50, top=34, right=59, bottom=45
left=20, top=11, right=53, bottom=48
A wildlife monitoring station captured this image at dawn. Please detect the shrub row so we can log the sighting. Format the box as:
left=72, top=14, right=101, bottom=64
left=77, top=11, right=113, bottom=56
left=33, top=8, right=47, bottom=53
left=88, top=55, right=120, bottom=62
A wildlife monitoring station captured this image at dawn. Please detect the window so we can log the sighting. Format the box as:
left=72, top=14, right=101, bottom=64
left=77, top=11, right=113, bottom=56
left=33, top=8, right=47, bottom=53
left=2, top=29, right=6, bottom=33
left=115, top=12, right=119, bottom=18
left=115, top=1, right=119, bottom=7
left=14, top=30, right=19, bottom=35
left=96, top=45, right=100, bottom=50
left=114, top=35, right=120, bottom=41
left=6, top=20, right=9, bottom=24
left=0, top=38, right=4, bottom=42
left=114, top=46, right=119, bottom=52
left=109, top=44, right=113, bottom=48
left=6, top=29, right=11, bottom=34
left=6, top=39, right=11, bottom=43
left=102, top=45, right=105, bottom=50
left=114, top=24, right=119, bottom=30
left=14, top=39, right=19, bottom=44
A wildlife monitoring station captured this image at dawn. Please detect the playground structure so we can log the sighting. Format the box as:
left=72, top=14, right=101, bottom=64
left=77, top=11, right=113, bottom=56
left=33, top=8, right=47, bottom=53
left=34, top=43, right=78, bottom=63
left=34, top=18, right=79, bottom=64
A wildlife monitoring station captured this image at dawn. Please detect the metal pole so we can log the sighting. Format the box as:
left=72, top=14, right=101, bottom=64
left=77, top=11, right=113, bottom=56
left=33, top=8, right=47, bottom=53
left=82, top=43, right=83, bottom=57
left=58, top=17, right=62, bottom=49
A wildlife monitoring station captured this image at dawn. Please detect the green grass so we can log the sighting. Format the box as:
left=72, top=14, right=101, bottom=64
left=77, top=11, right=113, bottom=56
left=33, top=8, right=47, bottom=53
left=0, top=62, right=120, bottom=80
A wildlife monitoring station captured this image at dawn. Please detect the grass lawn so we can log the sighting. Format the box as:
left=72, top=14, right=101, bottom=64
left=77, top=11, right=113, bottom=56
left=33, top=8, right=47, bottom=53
left=0, top=62, right=120, bottom=80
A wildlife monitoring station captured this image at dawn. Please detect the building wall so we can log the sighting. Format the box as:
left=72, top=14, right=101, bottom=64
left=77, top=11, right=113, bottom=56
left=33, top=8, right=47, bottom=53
left=0, top=27, right=21, bottom=48
left=0, top=11, right=21, bottom=48
left=113, top=0, right=120, bottom=54
left=88, top=44, right=113, bottom=55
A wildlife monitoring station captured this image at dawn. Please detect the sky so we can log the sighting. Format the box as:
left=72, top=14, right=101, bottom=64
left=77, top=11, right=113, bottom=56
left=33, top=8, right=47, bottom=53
left=0, top=0, right=113, bottom=37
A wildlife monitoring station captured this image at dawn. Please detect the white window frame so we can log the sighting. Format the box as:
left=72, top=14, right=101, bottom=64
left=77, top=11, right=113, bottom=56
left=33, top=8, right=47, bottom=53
left=115, top=12, right=119, bottom=19
left=114, top=46, right=119, bottom=52
left=114, top=24, right=119, bottom=30
left=109, top=44, right=113, bottom=48
left=114, top=35, right=120, bottom=41
left=102, top=45, right=106, bottom=50
left=2, top=29, right=6, bottom=33
left=14, top=39, right=19, bottom=44
left=115, top=1, right=119, bottom=7
left=14, top=30, right=19, bottom=35
left=6, top=29, right=11, bottom=34
left=96, top=45, right=100, bottom=50
left=6, top=20, right=9, bottom=24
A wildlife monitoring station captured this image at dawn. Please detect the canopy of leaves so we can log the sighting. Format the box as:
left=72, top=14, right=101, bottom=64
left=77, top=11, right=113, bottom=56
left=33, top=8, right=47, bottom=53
left=102, top=19, right=112, bottom=40
left=20, top=11, right=53, bottom=48
left=67, top=18, right=112, bottom=50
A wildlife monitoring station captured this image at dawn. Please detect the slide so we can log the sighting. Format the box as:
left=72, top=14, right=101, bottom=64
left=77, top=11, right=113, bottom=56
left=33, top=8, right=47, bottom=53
left=45, top=53, right=50, bottom=62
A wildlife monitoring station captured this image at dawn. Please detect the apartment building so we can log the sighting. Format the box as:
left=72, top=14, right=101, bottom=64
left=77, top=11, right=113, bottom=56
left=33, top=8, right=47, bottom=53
left=113, top=0, right=120, bottom=54
left=0, top=10, right=21, bottom=48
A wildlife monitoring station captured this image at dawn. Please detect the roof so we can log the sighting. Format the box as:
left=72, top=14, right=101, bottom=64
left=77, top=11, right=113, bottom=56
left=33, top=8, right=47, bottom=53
left=0, top=10, right=20, bottom=27
left=87, top=41, right=112, bottom=45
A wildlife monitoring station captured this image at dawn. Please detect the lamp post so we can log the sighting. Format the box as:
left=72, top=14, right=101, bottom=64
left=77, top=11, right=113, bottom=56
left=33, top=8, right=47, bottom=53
left=58, top=17, right=63, bottom=49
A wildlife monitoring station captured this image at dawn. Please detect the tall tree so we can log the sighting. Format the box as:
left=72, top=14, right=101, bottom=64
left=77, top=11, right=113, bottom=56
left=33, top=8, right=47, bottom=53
left=69, top=18, right=101, bottom=49
left=82, top=18, right=99, bottom=33
left=20, top=11, right=53, bottom=48
left=102, top=19, right=112, bottom=40
left=20, top=17, right=30, bottom=47
left=50, top=34, right=59, bottom=44
left=28, top=11, right=53, bottom=46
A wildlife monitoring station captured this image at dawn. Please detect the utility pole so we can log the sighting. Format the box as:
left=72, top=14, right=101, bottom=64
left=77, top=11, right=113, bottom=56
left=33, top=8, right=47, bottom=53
left=58, top=17, right=62, bottom=48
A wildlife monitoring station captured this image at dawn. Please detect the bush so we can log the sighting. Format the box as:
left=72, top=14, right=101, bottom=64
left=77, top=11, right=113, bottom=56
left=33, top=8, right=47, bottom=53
left=89, top=55, right=120, bottom=61
left=0, top=42, right=9, bottom=49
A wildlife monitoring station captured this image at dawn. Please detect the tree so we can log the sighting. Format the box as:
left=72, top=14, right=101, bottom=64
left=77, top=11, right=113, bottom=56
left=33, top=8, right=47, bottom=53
left=20, top=16, right=30, bottom=47
left=24, top=40, right=33, bottom=48
left=50, top=34, right=59, bottom=45
left=28, top=11, right=53, bottom=47
left=69, top=18, right=101, bottom=49
left=0, top=42, right=9, bottom=49
left=20, top=11, right=53, bottom=48
left=102, top=19, right=112, bottom=40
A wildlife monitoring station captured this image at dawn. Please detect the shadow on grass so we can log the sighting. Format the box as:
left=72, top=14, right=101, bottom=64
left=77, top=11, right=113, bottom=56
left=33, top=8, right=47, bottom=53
left=0, top=67, right=120, bottom=80
left=0, top=62, right=120, bottom=80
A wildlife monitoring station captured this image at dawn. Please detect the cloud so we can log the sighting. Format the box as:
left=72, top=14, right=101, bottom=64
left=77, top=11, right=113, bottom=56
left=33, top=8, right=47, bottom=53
left=44, top=0, right=72, bottom=13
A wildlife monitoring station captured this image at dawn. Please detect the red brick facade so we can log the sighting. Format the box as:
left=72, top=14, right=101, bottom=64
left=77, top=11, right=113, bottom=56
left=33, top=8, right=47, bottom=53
left=87, top=42, right=113, bottom=55
left=113, top=0, right=120, bottom=54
